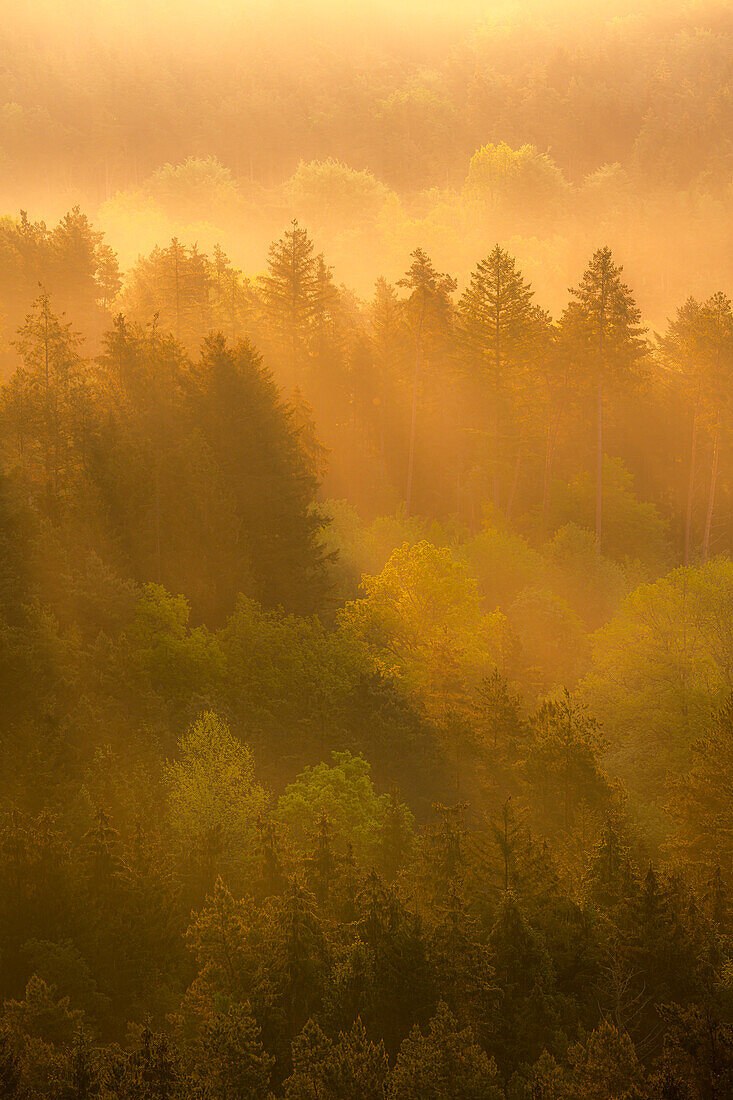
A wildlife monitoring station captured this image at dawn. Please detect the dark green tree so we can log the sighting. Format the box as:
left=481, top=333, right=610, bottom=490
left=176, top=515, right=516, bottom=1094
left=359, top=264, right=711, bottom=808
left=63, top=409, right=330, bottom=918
left=559, top=248, right=646, bottom=554
left=389, top=1001, right=502, bottom=1100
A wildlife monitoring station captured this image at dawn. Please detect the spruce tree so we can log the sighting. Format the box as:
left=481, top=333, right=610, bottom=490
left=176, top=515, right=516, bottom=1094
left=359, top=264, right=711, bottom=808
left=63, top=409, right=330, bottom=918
left=389, top=1001, right=502, bottom=1100
left=260, top=220, right=318, bottom=379
left=397, top=248, right=455, bottom=516
left=698, top=292, right=733, bottom=561
left=122, top=238, right=213, bottom=350
left=196, top=1003, right=273, bottom=1100
left=560, top=247, right=646, bottom=554
left=660, top=296, right=708, bottom=564
left=458, top=245, right=534, bottom=511
left=12, top=291, right=85, bottom=510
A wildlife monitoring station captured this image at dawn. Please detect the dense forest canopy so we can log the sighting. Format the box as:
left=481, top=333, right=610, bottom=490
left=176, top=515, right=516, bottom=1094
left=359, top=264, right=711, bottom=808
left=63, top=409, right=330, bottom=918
left=2, top=2, right=733, bottom=1099
left=0, top=0, right=732, bottom=314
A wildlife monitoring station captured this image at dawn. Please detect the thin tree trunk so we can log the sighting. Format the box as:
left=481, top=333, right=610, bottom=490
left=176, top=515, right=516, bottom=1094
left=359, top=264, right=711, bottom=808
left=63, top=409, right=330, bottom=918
left=174, top=243, right=181, bottom=343
left=494, top=275, right=502, bottom=511
left=405, top=305, right=425, bottom=518
left=17, top=373, right=24, bottom=463
left=155, top=460, right=162, bottom=583
left=541, top=417, right=558, bottom=536
left=595, top=374, right=603, bottom=555
left=702, top=420, right=720, bottom=563
left=684, top=395, right=700, bottom=566
left=505, top=451, right=522, bottom=523
left=43, top=306, right=52, bottom=508
left=456, top=451, right=461, bottom=526
left=502, top=801, right=510, bottom=891
left=405, top=349, right=420, bottom=517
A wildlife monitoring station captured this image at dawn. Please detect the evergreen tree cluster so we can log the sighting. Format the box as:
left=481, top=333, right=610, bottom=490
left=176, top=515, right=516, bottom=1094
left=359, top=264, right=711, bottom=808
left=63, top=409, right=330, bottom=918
left=0, top=209, right=732, bottom=1098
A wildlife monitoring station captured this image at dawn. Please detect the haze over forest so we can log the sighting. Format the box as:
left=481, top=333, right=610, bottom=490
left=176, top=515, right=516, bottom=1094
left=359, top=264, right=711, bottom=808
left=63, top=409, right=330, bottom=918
left=1, top=2, right=733, bottom=1098
left=2, top=0, right=733, bottom=316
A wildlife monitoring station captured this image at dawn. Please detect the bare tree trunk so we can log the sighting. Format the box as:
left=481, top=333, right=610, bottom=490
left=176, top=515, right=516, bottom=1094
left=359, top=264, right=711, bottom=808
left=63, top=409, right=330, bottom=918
left=155, top=460, right=162, bottom=583
left=505, top=451, right=522, bottom=523
left=174, top=242, right=181, bottom=343
left=595, top=374, right=603, bottom=555
left=541, top=417, right=559, bottom=537
left=17, top=372, right=25, bottom=463
left=405, top=348, right=421, bottom=518
left=702, top=420, right=720, bottom=563
left=684, top=395, right=700, bottom=566
left=405, top=307, right=425, bottom=518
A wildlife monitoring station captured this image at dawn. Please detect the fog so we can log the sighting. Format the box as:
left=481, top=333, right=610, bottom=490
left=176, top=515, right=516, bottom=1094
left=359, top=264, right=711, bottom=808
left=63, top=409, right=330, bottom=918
left=2, top=4, right=733, bottom=1097
left=2, top=0, right=731, bottom=321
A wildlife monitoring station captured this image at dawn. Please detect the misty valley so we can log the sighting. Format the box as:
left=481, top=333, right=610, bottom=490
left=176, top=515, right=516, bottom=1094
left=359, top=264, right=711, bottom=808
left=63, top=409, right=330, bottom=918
left=1, top=2, right=733, bottom=1099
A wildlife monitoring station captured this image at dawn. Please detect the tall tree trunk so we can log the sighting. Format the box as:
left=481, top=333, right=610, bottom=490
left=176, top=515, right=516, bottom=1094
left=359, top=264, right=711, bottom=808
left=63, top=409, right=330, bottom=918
left=405, top=347, right=421, bottom=518
left=595, top=373, right=603, bottom=555
left=17, top=372, right=24, bottom=463
left=684, top=394, right=700, bottom=566
left=505, top=451, right=522, bottom=523
left=541, top=417, right=558, bottom=536
left=702, top=420, right=720, bottom=563
left=43, top=306, right=53, bottom=509
left=174, top=242, right=181, bottom=343
left=405, top=306, right=425, bottom=518
left=155, top=459, right=162, bottom=583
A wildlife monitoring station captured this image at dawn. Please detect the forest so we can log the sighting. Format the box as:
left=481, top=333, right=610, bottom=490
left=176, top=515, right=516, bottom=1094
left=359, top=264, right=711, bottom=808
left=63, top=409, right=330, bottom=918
left=1, top=1, right=733, bottom=1099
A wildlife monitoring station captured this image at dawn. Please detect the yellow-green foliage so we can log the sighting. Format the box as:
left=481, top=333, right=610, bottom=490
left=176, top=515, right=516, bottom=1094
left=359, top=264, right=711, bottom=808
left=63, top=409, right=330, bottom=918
left=167, top=711, right=267, bottom=881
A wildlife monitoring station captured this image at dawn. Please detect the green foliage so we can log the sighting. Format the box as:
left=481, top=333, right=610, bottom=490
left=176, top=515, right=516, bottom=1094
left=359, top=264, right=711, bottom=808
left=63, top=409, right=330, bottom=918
left=507, top=588, right=588, bottom=695
left=167, top=713, right=266, bottom=891
left=464, top=143, right=569, bottom=217
left=542, top=524, right=628, bottom=627
left=462, top=526, right=545, bottom=611
left=283, top=1017, right=388, bottom=1100
left=340, top=541, right=507, bottom=703
left=389, top=1001, right=502, bottom=1100
left=668, top=696, right=733, bottom=876
left=524, top=693, right=611, bottom=836
left=276, top=751, right=413, bottom=866
left=287, top=159, right=391, bottom=230
left=583, top=558, right=733, bottom=804
left=121, top=585, right=223, bottom=704
left=546, top=458, right=669, bottom=568
left=1, top=116, right=733, bottom=1100
left=194, top=1002, right=273, bottom=1100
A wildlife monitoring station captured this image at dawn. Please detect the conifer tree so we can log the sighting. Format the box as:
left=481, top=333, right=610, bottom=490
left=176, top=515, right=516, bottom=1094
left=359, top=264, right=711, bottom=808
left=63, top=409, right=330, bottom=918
left=584, top=822, right=636, bottom=911
left=210, top=243, right=252, bottom=342
left=122, top=238, right=213, bottom=350
left=397, top=248, right=455, bottom=516
left=192, top=333, right=331, bottom=616
left=0, top=1027, right=22, bottom=1098
left=458, top=245, right=534, bottom=511
left=526, top=692, right=610, bottom=836
left=12, top=292, right=85, bottom=510
left=370, top=277, right=405, bottom=472
left=698, top=292, right=733, bottom=561
left=50, top=206, right=117, bottom=335
left=660, top=296, right=708, bottom=564
left=668, top=696, right=733, bottom=876
left=307, top=811, right=337, bottom=909
left=283, top=1018, right=388, bottom=1100
left=261, top=220, right=318, bottom=379
left=560, top=247, right=646, bottom=553
left=196, top=1003, right=273, bottom=1100
left=310, top=253, right=341, bottom=371
left=389, top=1001, right=502, bottom=1100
